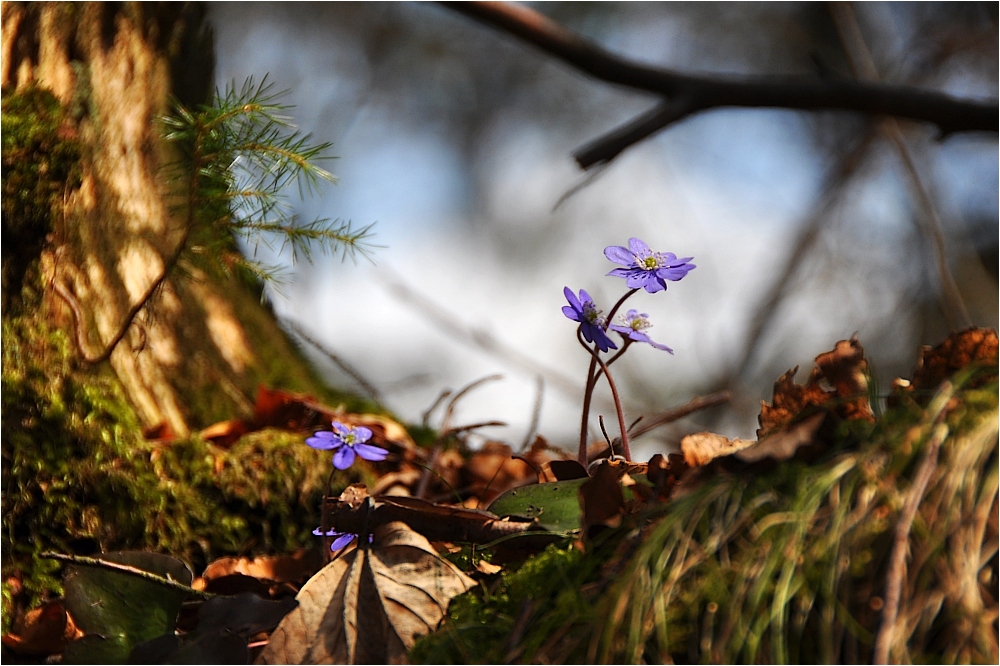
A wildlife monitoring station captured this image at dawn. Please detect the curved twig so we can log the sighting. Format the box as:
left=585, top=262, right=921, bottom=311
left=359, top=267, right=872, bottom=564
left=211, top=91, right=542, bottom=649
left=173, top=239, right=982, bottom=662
left=627, top=390, right=731, bottom=440
left=52, top=228, right=190, bottom=365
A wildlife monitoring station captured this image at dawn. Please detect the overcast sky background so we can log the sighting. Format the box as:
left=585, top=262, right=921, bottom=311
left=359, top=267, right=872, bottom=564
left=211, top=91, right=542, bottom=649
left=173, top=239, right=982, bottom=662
left=210, top=2, right=998, bottom=458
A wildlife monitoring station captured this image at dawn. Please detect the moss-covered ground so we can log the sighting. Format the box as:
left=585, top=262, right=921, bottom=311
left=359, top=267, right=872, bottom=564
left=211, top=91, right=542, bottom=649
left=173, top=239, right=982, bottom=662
left=411, top=368, right=998, bottom=664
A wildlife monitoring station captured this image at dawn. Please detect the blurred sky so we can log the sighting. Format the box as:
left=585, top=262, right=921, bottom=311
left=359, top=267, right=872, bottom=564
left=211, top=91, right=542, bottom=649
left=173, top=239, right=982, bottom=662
left=210, top=2, right=998, bottom=458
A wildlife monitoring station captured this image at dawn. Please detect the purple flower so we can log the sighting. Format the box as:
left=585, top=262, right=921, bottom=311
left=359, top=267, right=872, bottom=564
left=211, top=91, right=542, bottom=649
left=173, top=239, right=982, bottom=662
left=609, top=309, right=674, bottom=353
left=605, top=237, right=695, bottom=293
left=312, top=527, right=374, bottom=552
left=306, top=422, right=389, bottom=470
left=562, top=287, right=617, bottom=353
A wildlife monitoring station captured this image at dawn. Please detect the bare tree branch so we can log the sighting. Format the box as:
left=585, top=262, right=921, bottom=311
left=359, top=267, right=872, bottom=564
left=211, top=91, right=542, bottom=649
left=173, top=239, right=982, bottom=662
left=830, top=2, right=971, bottom=330
left=442, top=2, right=998, bottom=169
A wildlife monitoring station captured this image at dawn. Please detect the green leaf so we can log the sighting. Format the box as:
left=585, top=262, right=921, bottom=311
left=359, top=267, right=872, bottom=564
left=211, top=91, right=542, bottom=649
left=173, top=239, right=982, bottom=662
left=487, top=479, right=589, bottom=532
left=61, top=552, right=194, bottom=664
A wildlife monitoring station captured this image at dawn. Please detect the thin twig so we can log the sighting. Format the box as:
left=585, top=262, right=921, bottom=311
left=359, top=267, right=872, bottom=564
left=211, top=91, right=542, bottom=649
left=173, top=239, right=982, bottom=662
left=441, top=373, right=504, bottom=432
left=285, top=320, right=383, bottom=403
left=40, top=552, right=213, bottom=600
left=380, top=268, right=582, bottom=397
left=520, top=375, right=545, bottom=451
left=627, top=390, right=731, bottom=440
left=442, top=2, right=997, bottom=169
left=873, top=422, right=948, bottom=664
left=730, top=129, right=877, bottom=382
left=830, top=2, right=971, bottom=330
left=52, top=227, right=190, bottom=365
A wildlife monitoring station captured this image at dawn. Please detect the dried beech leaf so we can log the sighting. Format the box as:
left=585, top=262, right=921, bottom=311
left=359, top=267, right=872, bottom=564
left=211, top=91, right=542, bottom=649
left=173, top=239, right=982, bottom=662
left=201, top=549, right=322, bottom=586
left=735, top=412, right=825, bottom=463
left=464, top=442, right=541, bottom=501
left=258, top=522, right=475, bottom=665
left=580, top=463, right=625, bottom=533
left=909, top=327, right=998, bottom=394
left=1, top=600, right=81, bottom=656
left=758, top=337, right=873, bottom=439
left=681, top=432, right=756, bottom=467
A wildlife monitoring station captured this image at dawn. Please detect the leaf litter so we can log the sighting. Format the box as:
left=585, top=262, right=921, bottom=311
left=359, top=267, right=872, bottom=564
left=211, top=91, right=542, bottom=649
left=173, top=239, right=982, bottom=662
left=10, top=328, right=996, bottom=664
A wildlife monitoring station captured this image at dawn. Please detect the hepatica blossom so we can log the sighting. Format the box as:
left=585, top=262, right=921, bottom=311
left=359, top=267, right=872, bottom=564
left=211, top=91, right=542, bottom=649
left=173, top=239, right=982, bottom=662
left=306, top=421, right=388, bottom=470
left=562, top=287, right=617, bottom=352
left=609, top=309, right=673, bottom=353
left=313, top=527, right=374, bottom=552
left=605, top=237, right=695, bottom=293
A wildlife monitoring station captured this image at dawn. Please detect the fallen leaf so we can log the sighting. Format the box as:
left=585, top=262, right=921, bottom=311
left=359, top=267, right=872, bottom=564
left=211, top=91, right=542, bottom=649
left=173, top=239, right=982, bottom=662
left=644, top=453, right=688, bottom=500
left=475, top=560, right=502, bottom=575
left=201, top=549, right=323, bottom=586
left=579, top=463, right=625, bottom=534
left=548, top=459, right=589, bottom=481
left=463, top=441, right=540, bottom=501
left=758, top=336, right=874, bottom=439
left=909, top=327, right=999, bottom=395
left=681, top=432, right=756, bottom=467
left=1, top=599, right=81, bottom=656
left=735, top=412, right=826, bottom=463
left=199, top=419, right=250, bottom=448
left=61, top=551, right=194, bottom=663
left=257, top=522, right=475, bottom=664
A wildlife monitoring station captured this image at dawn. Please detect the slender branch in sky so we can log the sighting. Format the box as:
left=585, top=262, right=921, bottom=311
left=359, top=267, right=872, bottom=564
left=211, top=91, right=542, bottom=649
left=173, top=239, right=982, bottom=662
left=442, top=1, right=998, bottom=169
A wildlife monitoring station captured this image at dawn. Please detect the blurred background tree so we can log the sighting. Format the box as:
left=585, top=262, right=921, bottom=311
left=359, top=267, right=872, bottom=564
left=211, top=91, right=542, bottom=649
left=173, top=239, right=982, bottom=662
left=2, top=0, right=996, bottom=458
left=208, top=2, right=997, bottom=452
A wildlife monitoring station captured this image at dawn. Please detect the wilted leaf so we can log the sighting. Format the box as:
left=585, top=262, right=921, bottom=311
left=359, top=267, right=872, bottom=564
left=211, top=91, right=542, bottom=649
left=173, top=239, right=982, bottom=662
left=487, top=479, right=589, bottom=532
left=548, top=459, right=589, bottom=481
left=758, top=336, right=874, bottom=438
left=62, top=552, right=194, bottom=664
left=681, top=432, right=756, bottom=467
left=258, top=522, right=475, bottom=664
left=909, top=327, right=998, bottom=395
left=735, top=412, right=825, bottom=463
left=579, top=463, right=625, bottom=534
left=464, top=442, right=541, bottom=502
left=199, top=549, right=323, bottom=587
left=1, top=599, right=81, bottom=656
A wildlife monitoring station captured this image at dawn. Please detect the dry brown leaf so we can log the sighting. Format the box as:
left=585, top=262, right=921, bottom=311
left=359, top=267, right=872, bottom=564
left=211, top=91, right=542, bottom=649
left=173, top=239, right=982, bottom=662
left=463, top=441, right=540, bottom=501
left=758, top=336, right=874, bottom=439
left=258, top=521, right=475, bottom=664
left=735, top=412, right=826, bottom=463
left=579, top=463, right=625, bottom=534
left=200, top=549, right=323, bottom=587
left=681, top=432, right=756, bottom=467
left=909, top=327, right=999, bottom=394
left=475, top=560, right=502, bottom=575
left=1, top=599, right=82, bottom=656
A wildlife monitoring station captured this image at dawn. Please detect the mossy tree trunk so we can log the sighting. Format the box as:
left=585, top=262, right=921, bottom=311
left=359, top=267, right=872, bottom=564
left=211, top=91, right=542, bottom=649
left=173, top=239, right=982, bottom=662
left=2, top=1, right=346, bottom=435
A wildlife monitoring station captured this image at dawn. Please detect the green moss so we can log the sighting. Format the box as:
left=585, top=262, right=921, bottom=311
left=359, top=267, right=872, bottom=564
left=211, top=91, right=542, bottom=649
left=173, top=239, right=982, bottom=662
left=411, top=367, right=999, bottom=664
left=410, top=543, right=608, bottom=664
left=0, top=285, right=365, bottom=627
left=1, top=86, right=83, bottom=309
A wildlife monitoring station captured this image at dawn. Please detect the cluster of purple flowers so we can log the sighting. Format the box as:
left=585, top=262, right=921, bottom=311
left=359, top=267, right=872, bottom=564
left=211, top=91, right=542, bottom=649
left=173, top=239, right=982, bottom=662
left=563, top=237, right=694, bottom=352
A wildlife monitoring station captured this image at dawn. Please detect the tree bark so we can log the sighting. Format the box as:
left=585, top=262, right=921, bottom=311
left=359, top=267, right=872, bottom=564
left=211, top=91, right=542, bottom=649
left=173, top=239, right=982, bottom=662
left=2, top=2, right=337, bottom=436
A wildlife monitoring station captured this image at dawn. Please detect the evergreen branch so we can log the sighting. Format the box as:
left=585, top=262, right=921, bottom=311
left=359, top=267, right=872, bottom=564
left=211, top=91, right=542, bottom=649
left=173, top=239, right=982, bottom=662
left=160, top=74, right=377, bottom=291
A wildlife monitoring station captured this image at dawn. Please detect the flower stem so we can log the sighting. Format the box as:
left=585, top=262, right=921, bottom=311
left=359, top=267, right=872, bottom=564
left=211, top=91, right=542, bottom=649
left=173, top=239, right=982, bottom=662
left=576, top=288, right=637, bottom=466
left=321, top=466, right=336, bottom=562
left=578, top=330, right=631, bottom=461
left=578, top=354, right=599, bottom=466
